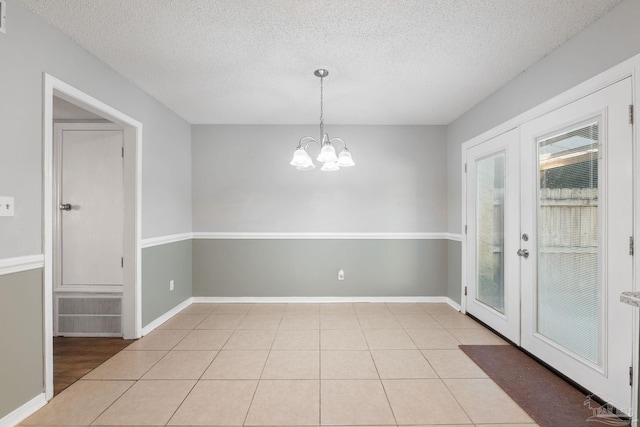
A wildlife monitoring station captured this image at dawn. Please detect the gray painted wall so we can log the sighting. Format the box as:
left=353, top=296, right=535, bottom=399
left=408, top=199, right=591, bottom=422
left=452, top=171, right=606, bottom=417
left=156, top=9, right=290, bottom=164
left=1, top=0, right=192, bottom=261
left=192, top=125, right=448, bottom=233
left=447, top=240, right=462, bottom=305
left=191, top=125, right=450, bottom=300
left=141, top=240, right=193, bottom=327
left=193, top=239, right=448, bottom=297
left=446, top=0, right=640, bottom=235
left=0, top=270, right=44, bottom=420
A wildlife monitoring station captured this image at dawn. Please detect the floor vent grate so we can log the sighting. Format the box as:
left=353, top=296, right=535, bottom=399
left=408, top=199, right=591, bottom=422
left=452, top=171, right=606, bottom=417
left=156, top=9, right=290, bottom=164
left=56, top=295, right=122, bottom=336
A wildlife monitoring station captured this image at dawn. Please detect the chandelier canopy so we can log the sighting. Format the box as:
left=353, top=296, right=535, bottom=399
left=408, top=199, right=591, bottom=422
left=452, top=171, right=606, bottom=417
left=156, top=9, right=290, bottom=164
left=289, top=69, right=355, bottom=171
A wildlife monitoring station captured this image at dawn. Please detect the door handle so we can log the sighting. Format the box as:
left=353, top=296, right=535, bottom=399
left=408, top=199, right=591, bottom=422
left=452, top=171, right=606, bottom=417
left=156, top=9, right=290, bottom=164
left=59, top=203, right=72, bottom=211
left=517, top=249, right=529, bottom=259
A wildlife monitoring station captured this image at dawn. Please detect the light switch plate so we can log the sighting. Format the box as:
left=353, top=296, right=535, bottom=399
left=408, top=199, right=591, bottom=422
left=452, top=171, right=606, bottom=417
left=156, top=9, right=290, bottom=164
left=0, top=196, right=14, bottom=216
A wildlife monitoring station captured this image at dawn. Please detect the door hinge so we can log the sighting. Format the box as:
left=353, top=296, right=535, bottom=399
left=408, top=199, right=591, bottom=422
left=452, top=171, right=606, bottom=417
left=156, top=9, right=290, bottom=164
left=121, top=146, right=124, bottom=158
left=464, top=286, right=468, bottom=296
left=464, top=163, right=467, bottom=173
left=121, top=257, right=124, bottom=268
left=630, top=105, right=634, bottom=125
left=630, top=236, right=634, bottom=256
left=630, top=366, right=633, bottom=386
left=464, top=225, right=468, bottom=234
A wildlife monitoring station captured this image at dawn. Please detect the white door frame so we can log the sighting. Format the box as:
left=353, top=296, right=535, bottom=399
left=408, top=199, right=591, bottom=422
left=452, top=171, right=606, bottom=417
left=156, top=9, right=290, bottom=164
left=461, top=54, right=640, bottom=419
left=42, top=73, right=143, bottom=400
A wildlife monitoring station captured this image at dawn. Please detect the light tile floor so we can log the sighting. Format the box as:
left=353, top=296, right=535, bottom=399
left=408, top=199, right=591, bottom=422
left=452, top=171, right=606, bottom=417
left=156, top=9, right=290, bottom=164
left=21, top=302, right=539, bottom=426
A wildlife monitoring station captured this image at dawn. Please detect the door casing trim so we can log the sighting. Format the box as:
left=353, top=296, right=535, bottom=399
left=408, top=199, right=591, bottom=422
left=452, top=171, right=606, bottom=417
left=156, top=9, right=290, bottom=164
left=43, top=73, right=143, bottom=400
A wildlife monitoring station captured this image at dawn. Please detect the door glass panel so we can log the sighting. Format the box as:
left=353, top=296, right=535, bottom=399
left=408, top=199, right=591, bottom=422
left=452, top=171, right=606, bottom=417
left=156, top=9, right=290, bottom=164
left=476, top=153, right=505, bottom=313
left=537, top=122, right=601, bottom=366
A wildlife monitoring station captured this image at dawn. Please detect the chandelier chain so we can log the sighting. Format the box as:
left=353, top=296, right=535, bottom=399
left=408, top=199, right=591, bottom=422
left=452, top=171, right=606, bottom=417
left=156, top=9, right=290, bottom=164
left=319, top=75, right=324, bottom=128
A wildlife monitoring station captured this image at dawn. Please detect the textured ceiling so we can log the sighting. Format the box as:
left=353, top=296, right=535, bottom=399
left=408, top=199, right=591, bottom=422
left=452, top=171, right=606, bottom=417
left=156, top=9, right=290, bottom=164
left=19, top=0, right=621, bottom=125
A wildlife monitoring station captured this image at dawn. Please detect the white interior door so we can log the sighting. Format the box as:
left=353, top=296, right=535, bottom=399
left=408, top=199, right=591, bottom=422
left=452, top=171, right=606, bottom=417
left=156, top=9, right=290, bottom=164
left=520, top=78, right=633, bottom=411
left=56, top=126, right=124, bottom=291
left=465, top=129, right=521, bottom=344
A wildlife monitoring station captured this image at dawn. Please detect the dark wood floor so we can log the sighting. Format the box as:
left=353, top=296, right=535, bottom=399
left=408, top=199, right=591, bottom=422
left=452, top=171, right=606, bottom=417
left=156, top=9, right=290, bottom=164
left=53, top=336, right=135, bottom=395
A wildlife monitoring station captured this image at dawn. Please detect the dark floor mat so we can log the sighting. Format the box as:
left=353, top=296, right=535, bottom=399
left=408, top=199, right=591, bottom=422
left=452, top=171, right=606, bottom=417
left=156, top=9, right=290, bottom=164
left=459, top=344, right=630, bottom=427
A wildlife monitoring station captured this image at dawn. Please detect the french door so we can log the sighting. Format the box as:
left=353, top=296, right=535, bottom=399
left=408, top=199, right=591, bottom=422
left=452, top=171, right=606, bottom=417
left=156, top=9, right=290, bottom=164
left=466, top=128, right=521, bottom=344
left=466, top=77, right=634, bottom=412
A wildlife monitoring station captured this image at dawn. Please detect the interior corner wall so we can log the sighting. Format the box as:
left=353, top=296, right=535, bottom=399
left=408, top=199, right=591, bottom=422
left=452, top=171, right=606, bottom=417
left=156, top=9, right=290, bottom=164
left=0, top=0, right=192, bottom=418
left=446, top=239, right=461, bottom=305
left=191, top=124, right=450, bottom=298
left=444, top=0, right=640, bottom=303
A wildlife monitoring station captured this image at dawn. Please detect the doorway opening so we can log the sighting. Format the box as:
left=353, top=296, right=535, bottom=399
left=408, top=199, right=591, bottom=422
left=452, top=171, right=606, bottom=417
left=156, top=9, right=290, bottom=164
left=43, top=74, right=143, bottom=400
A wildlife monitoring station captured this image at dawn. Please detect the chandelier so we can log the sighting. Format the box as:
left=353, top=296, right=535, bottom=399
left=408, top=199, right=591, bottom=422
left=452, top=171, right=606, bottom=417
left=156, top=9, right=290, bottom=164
left=289, top=69, right=355, bottom=171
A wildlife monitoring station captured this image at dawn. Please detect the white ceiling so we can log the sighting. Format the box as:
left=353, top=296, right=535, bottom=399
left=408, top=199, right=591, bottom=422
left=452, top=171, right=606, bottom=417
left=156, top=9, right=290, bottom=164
left=19, top=0, right=621, bottom=125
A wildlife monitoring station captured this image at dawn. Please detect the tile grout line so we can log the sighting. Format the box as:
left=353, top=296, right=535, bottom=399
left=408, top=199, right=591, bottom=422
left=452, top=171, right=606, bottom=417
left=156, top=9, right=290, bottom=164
left=369, top=339, right=400, bottom=427
left=81, top=379, right=136, bottom=426
left=439, top=372, right=477, bottom=425
left=149, top=304, right=232, bottom=426
left=318, top=307, right=323, bottom=427
left=146, top=305, right=221, bottom=426
left=240, top=308, right=281, bottom=426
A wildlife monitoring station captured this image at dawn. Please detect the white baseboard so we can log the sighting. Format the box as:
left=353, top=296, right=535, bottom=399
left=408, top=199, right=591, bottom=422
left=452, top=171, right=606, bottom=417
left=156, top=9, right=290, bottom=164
left=192, top=296, right=449, bottom=303
left=141, top=297, right=193, bottom=335
left=446, top=298, right=461, bottom=311
left=0, top=393, right=47, bottom=427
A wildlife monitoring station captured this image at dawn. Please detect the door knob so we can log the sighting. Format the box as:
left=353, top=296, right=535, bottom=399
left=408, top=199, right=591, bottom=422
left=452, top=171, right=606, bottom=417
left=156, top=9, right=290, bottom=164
left=517, top=249, right=529, bottom=258
left=59, top=203, right=72, bottom=211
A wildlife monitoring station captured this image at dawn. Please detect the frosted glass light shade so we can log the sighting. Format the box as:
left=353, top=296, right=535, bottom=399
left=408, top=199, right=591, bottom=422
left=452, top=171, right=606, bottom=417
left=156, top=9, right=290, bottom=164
left=290, top=148, right=310, bottom=166
left=336, top=150, right=355, bottom=167
left=296, top=162, right=316, bottom=171
left=317, top=144, right=337, bottom=163
left=321, top=161, right=340, bottom=172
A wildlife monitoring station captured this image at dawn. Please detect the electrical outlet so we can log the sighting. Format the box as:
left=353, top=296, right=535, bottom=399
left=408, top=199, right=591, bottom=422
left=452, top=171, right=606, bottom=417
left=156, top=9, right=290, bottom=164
left=338, top=269, right=345, bottom=281
left=169, top=280, right=175, bottom=291
left=0, top=196, right=14, bottom=216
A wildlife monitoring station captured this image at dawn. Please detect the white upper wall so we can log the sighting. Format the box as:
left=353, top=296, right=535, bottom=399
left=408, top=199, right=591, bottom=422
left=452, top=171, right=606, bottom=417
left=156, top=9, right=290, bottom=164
left=0, top=0, right=192, bottom=258
left=192, top=125, right=448, bottom=233
left=446, top=0, right=640, bottom=234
